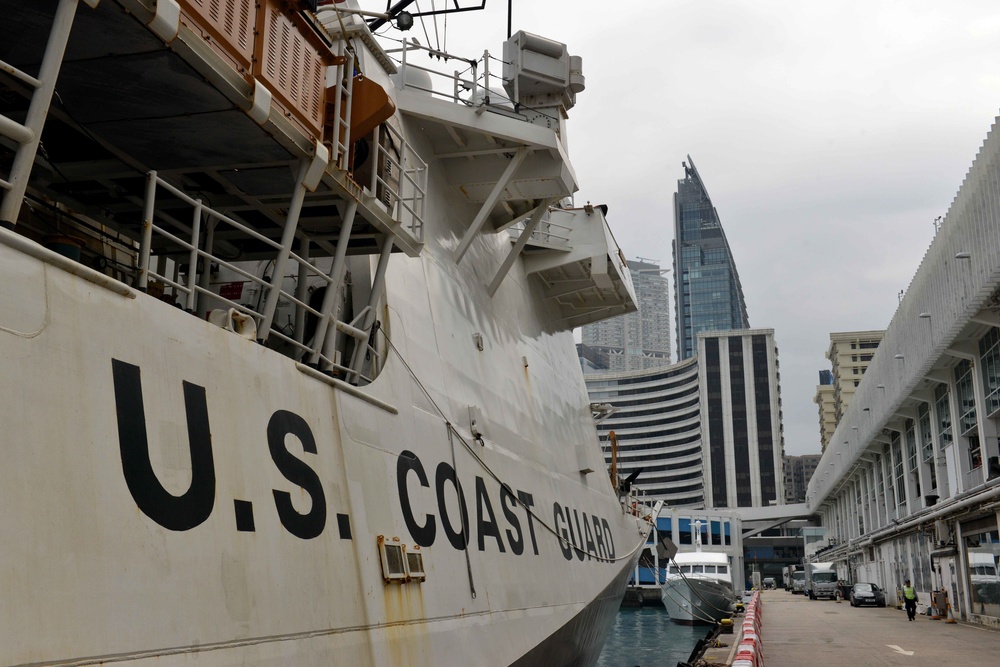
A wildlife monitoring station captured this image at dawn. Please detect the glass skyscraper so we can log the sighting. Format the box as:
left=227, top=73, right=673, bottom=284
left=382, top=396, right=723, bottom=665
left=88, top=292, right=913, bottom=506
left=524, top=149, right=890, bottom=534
left=673, top=156, right=749, bottom=360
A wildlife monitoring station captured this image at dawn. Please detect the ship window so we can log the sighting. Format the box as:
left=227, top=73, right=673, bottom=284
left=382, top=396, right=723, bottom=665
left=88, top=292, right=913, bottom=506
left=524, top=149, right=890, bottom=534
left=692, top=565, right=704, bottom=573
left=718, top=565, right=728, bottom=574
left=680, top=565, right=691, bottom=573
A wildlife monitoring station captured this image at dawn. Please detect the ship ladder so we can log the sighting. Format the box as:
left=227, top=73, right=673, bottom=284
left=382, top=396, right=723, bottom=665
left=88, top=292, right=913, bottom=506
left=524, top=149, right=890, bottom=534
left=0, top=0, right=98, bottom=228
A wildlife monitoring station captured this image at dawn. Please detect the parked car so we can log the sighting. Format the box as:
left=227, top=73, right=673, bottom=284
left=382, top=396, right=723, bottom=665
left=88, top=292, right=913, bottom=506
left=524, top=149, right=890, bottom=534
left=762, top=577, right=776, bottom=589
left=849, top=582, right=887, bottom=607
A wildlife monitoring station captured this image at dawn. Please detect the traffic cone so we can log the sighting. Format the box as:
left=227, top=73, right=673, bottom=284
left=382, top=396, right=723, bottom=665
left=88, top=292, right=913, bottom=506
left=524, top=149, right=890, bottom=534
left=946, top=600, right=957, bottom=624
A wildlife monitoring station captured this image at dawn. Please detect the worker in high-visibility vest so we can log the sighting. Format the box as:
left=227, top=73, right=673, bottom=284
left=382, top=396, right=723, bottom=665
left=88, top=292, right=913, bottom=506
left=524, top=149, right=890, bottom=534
left=902, top=579, right=918, bottom=621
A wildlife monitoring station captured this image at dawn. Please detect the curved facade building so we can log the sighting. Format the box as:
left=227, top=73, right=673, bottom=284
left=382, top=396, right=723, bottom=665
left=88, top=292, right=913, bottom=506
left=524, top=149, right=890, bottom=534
left=586, top=357, right=704, bottom=507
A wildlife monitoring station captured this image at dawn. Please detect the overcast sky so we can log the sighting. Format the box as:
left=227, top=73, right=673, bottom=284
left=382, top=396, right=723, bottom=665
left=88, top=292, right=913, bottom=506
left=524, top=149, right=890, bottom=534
left=391, top=1, right=1000, bottom=455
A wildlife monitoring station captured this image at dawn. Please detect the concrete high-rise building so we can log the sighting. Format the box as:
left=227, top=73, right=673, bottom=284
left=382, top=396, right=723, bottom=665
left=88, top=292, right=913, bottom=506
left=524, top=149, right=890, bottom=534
left=822, top=331, right=885, bottom=426
left=580, top=259, right=671, bottom=372
left=699, top=329, right=785, bottom=508
left=814, top=370, right=837, bottom=452
left=783, top=454, right=821, bottom=504
left=673, top=157, right=749, bottom=360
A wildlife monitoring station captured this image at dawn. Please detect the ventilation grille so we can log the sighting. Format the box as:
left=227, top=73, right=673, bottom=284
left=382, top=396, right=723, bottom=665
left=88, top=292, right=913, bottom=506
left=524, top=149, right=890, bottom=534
left=255, top=5, right=327, bottom=140
left=378, top=537, right=406, bottom=583
left=406, top=552, right=426, bottom=581
left=378, top=537, right=426, bottom=584
left=179, top=0, right=255, bottom=76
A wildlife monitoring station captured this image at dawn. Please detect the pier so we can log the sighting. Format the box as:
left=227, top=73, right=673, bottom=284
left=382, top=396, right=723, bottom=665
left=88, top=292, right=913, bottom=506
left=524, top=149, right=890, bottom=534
left=709, top=588, right=1000, bottom=666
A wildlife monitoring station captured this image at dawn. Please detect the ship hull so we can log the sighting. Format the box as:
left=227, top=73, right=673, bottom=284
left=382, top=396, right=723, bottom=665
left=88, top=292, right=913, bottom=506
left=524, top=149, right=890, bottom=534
left=0, top=234, right=649, bottom=665
left=661, top=577, right=735, bottom=625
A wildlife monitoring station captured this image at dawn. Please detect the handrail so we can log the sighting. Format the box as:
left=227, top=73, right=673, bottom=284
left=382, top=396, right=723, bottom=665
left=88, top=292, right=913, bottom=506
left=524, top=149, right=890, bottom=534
left=0, top=226, right=136, bottom=299
left=507, top=212, right=573, bottom=247
left=137, top=171, right=384, bottom=381
left=295, top=363, right=396, bottom=414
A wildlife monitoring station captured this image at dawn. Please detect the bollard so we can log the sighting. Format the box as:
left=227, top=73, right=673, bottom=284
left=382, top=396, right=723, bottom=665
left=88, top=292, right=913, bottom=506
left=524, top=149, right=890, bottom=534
left=735, top=641, right=761, bottom=667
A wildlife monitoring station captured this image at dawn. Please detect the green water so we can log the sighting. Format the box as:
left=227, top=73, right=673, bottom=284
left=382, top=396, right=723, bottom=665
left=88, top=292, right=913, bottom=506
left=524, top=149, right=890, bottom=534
left=596, top=607, right=708, bottom=667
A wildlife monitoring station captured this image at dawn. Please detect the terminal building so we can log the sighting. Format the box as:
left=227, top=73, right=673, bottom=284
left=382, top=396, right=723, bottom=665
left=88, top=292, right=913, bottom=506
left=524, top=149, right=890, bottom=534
left=809, top=115, right=1000, bottom=627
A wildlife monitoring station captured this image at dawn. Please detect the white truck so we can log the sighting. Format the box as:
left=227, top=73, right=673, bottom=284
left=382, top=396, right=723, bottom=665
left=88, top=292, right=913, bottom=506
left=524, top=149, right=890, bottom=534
left=805, top=561, right=838, bottom=600
left=790, top=565, right=805, bottom=594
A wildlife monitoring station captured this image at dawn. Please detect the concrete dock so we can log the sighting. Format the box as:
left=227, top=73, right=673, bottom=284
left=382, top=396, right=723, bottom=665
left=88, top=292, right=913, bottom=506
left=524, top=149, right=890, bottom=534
left=747, top=588, right=1000, bottom=665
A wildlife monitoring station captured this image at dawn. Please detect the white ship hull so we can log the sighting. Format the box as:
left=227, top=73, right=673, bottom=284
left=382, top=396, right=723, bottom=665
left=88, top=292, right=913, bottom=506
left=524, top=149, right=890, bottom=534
left=0, top=1, right=651, bottom=665
left=661, top=576, right=736, bottom=625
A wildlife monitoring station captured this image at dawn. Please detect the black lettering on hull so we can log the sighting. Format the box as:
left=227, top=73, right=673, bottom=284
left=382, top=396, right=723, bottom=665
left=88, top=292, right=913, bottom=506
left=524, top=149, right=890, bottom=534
left=476, top=476, right=506, bottom=552
left=435, top=462, right=469, bottom=550
left=397, top=450, right=436, bottom=546
left=554, top=503, right=574, bottom=561
left=592, top=515, right=606, bottom=560
left=572, top=509, right=586, bottom=561
left=602, top=518, right=616, bottom=560
left=501, top=484, right=524, bottom=555
left=582, top=513, right=596, bottom=562
left=268, top=410, right=326, bottom=539
left=112, top=359, right=216, bottom=531
left=518, top=490, right=540, bottom=555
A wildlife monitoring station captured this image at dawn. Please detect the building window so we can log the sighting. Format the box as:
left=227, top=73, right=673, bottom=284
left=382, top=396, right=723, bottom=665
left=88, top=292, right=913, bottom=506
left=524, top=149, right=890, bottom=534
left=980, top=327, right=1000, bottom=415
left=918, top=403, right=933, bottom=461
left=935, top=384, right=953, bottom=447
left=954, top=360, right=977, bottom=435
left=970, top=434, right=983, bottom=470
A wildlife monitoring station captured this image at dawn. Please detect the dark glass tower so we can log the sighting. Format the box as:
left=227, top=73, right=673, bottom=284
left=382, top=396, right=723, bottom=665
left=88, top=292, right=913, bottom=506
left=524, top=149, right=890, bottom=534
left=673, top=156, right=750, bottom=360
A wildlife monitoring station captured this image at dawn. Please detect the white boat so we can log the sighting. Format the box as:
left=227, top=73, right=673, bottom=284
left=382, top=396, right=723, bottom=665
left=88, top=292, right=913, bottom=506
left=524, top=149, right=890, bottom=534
left=661, top=526, right=736, bottom=624
left=0, top=2, right=658, bottom=665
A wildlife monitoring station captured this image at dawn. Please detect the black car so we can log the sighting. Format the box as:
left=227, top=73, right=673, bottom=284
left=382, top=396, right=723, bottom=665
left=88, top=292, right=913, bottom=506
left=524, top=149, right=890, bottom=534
left=850, top=582, right=887, bottom=607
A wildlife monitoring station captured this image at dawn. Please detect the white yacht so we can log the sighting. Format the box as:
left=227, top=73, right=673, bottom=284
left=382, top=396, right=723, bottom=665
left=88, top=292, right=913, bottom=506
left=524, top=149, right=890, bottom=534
left=661, top=525, right=736, bottom=624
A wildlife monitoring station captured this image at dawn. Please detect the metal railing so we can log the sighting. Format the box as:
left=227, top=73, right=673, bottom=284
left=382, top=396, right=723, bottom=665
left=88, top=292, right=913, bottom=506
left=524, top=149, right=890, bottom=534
left=507, top=210, right=572, bottom=248
left=369, top=120, right=427, bottom=240
left=326, top=42, right=426, bottom=243
left=137, top=171, right=381, bottom=383
left=388, top=39, right=518, bottom=113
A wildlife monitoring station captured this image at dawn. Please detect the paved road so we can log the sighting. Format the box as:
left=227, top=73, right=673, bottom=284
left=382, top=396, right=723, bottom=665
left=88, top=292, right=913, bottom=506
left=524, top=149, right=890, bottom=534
left=758, top=588, right=1000, bottom=666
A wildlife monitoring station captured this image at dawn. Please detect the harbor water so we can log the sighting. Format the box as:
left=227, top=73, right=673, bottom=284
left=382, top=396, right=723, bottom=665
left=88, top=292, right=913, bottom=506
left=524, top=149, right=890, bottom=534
left=596, top=607, right=706, bottom=667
